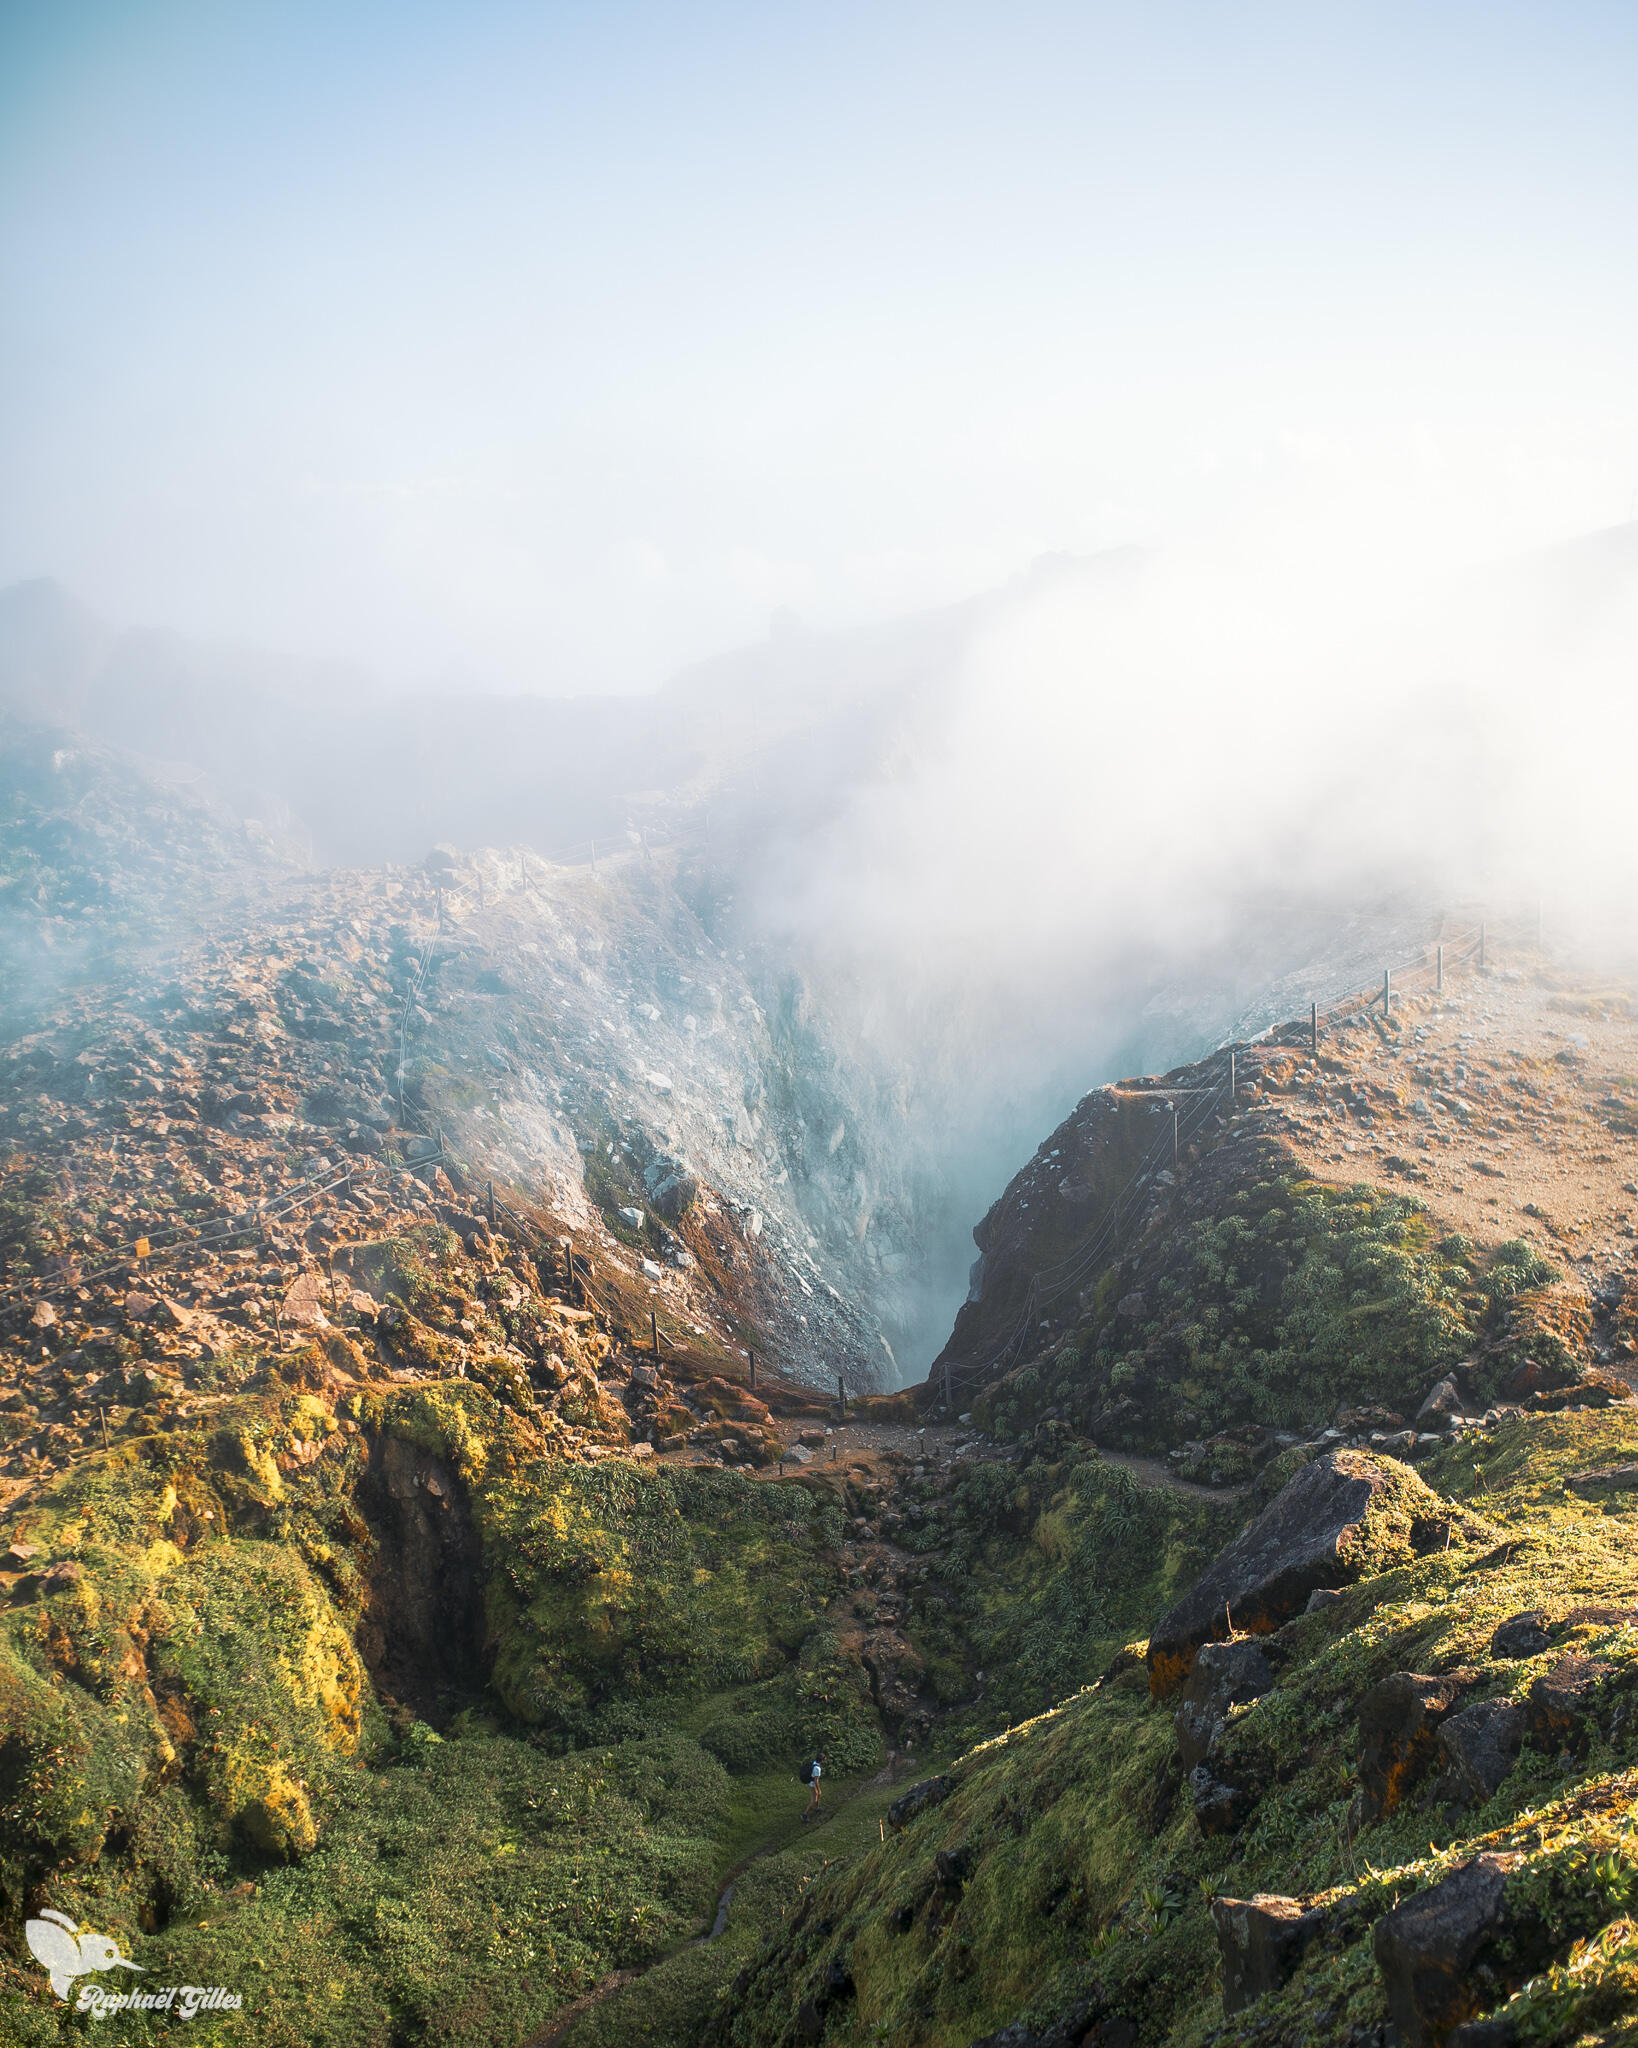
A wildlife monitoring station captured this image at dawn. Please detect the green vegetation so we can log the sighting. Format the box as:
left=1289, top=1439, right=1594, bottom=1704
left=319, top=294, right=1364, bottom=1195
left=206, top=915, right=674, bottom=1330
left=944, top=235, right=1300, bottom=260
left=0, top=1371, right=874, bottom=2044
left=5, top=1105, right=1637, bottom=2048
left=912, top=1447, right=1238, bottom=1733
left=976, top=1175, right=1567, bottom=1449
left=712, top=1410, right=1638, bottom=2048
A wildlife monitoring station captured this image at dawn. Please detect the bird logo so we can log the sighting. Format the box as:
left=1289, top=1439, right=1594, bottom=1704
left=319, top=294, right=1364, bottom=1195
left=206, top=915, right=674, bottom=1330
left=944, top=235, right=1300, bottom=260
left=25, top=1910, right=144, bottom=2002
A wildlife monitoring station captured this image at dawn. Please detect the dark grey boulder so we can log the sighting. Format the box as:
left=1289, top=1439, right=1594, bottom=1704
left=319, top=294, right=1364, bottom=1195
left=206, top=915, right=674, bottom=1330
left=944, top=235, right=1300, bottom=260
left=1373, top=1853, right=1520, bottom=2048
left=1357, top=1671, right=1472, bottom=1822
left=1447, top=2020, right=1517, bottom=2047
left=1189, top=1764, right=1256, bottom=1836
left=886, top=1774, right=954, bottom=1830
left=1147, top=1451, right=1394, bottom=1695
left=1175, top=1640, right=1274, bottom=1771
left=1528, top=1654, right=1615, bottom=1753
left=1211, top=1893, right=1325, bottom=2013
left=1489, top=1611, right=1550, bottom=1658
left=1436, top=1699, right=1524, bottom=1805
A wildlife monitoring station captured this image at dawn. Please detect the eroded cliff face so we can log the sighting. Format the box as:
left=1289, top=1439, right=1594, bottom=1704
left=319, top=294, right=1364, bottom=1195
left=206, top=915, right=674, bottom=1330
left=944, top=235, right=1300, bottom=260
left=0, top=724, right=947, bottom=1394
left=386, top=838, right=929, bottom=1387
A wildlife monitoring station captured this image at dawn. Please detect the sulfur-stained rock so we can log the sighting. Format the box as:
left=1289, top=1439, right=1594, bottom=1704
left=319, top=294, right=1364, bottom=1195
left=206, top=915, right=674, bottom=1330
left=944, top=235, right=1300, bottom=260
left=1147, top=1452, right=1404, bottom=1695
left=1175, top=1639, right=1274, bottom=1771
left=1357, top=1670, right=1472, bottom=1822
left=1373, top=1853, right=1520, bottom=2048
left=1212, top=1893, right=1325, bottom=2014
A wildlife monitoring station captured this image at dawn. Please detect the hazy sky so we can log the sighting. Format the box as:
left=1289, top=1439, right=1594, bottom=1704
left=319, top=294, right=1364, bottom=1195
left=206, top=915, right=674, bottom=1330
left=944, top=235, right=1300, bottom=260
left=3, top=1, right=1635, bottom=693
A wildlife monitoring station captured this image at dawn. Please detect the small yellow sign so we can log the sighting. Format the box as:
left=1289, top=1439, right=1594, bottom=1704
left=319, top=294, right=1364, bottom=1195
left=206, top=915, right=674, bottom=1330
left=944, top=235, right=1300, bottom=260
left=133, top=1237, right=151, bottom=1260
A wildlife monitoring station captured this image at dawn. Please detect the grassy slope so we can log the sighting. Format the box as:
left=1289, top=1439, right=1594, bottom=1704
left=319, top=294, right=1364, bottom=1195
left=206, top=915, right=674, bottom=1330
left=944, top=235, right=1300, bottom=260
left=708, top=1411, right=1638, bottom=2048
left=973, top=1159, right=1562, bottom=1457
left=0, top=1362, right=876, bottom=2045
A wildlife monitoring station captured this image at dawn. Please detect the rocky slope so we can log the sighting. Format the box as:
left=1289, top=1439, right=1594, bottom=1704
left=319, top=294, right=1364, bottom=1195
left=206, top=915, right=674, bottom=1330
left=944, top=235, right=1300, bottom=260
left=0, top=718, right=959, bottom=1405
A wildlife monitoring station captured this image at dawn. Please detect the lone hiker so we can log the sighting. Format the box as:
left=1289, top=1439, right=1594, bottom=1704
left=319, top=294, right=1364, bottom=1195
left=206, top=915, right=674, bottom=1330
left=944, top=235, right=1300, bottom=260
left=801, top=1752, right=822, bottom=1822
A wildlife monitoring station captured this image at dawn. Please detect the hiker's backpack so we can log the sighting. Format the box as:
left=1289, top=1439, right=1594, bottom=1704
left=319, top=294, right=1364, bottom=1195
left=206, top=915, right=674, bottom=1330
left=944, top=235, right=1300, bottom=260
left=801, top=1757, right=818, bottom=1785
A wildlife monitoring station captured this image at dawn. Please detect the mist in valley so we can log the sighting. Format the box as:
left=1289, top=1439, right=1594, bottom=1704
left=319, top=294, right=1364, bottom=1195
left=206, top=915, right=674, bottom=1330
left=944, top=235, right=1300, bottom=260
left=3, top=2, right=1636, bottom=1379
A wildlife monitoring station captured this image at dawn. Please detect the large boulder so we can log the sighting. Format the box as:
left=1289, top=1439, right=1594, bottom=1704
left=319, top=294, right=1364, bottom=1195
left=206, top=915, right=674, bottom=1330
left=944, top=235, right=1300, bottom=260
left=1417, top=1376, right=1466, bottom=1429
left=1176, top=1640, right=1274, bottom=1771
left=1148, top=1452, right=1407, bottom=1695
left=1212, top=1894, right=1326, bottom=2014
left=643, top=1153, right=699, bottom=1219
left=1189, top=1764, right=1256, bottom=1837
left=1357, top=1671, right=1472, bottom=1822
left=887, top=1775, right=955, bottom=1830
left=1373, top=1854, right=1521, bottom=2048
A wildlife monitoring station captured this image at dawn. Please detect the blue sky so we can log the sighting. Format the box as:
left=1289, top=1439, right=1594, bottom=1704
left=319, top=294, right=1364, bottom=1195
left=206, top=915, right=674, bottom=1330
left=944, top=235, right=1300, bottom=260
left=3, top=1, right=1635, bottom=691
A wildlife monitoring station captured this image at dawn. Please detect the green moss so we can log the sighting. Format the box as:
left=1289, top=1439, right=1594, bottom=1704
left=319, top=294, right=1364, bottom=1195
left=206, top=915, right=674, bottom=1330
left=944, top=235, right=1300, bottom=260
left=695, top=1410, right=1638, bottom=2048
left=980, top=1175, right=1568, bottom=1450
left=925, top=1448, right=1238, bottom=1733
left=482, top=1461, right=846, bottom=1741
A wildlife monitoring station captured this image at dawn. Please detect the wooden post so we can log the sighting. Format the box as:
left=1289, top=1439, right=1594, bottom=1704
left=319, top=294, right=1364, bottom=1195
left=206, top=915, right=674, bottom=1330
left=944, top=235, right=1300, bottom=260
left=838, top=1376, right=846, bottom=1421
left=1310, top=1002, right=1318, bottom=1053
left=1436, top=944, right=1443, bottom=992
left=98, top=1405, right=109, bottom=1452
left=1228, top=1051, right=1236, bottom=1103
left=749, top=1348, right=756, bottom=1389
left=487, top=1180, right=496, bottom=1228
left=1382, top=969, right=1391, bottom=1016
left=651, top=1309, right=660, bottom=1360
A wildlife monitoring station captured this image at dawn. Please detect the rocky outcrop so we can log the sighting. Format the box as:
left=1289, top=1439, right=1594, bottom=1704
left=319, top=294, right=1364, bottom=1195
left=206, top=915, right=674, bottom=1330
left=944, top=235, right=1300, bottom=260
left=1189, top=1765, right=1257, bottom=1837
left=1356, top=1671, right=1473, bottom=1822
left=887, top=1774, right=955, bottom=1830
left=1489, top=1611, right=1550, bottom=1658
left=1373, top=1854, right=1521, bottom=2048
left=1175, top=1640, right=1274, bottom=1771
left=1435, top=1699, right=1524, bottom=1806
left=1528, top=1655, right=1615, bottom=1752
left=1212, top=1893, right=1325, bottom=2014
left=1147, top=1452, right=1401, bottom=1694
